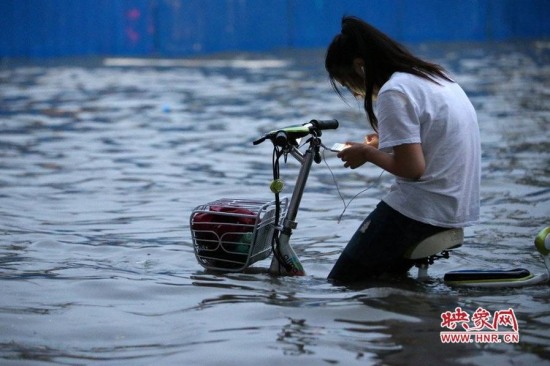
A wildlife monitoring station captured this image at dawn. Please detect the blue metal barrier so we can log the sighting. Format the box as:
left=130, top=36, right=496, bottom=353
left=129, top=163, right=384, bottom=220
left=1, top=0, right=548, bottom=58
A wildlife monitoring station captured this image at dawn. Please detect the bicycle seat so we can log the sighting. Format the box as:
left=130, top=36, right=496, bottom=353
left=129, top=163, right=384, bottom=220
left=404, top=228, right=464, bottom=260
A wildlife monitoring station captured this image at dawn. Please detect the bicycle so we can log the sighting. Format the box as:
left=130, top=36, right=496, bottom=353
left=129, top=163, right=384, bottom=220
left=190, top=119, right=550, bottom=287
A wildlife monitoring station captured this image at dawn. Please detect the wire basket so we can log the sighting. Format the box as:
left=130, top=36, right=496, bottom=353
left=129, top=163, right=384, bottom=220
left=190, top=198, right=288, bottom=272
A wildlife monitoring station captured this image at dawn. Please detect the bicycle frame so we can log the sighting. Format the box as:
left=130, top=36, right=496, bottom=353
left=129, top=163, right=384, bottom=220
left=253, top=119, right=339, bottom=276
left=268, top=136, right=320, bottom=275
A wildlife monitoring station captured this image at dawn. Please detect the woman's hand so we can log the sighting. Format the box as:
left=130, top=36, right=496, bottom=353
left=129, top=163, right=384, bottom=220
left=337, top=142, right=373, bottom=169
left=337, top=140, right=426, bottom=180
left=364, top=133, right=379, bottom=148
left=337, top=134, right=378, bottom=169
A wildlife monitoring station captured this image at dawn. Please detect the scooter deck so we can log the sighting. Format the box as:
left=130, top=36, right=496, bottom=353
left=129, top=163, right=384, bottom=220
left=444, top=268, right=549, bottom=287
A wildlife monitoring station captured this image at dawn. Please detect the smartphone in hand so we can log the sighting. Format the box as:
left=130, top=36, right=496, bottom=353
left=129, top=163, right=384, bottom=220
left=330, top=143, right=349, bottom=152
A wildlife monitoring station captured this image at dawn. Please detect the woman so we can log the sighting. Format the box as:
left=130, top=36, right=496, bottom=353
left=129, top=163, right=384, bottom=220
left=326, top=16, right=481, bottom=283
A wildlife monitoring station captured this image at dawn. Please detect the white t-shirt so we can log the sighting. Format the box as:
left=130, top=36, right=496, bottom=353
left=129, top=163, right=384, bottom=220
left=376, top=72, right=480, bottom=228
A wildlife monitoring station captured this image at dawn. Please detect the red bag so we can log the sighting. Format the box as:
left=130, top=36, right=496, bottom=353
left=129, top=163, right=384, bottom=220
left=192, top=205, right=257, bottom=251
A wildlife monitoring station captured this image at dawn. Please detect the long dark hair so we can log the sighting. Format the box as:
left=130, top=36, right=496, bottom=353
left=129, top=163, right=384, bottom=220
left=325, top=16, right=451, bottom=131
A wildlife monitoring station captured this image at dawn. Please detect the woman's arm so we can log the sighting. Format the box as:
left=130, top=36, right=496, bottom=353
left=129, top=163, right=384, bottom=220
left=337, top=142, right=425, bottom=180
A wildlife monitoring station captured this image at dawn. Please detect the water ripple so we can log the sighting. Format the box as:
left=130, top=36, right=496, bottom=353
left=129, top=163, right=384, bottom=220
left=1, top=44, right=549, bottom=364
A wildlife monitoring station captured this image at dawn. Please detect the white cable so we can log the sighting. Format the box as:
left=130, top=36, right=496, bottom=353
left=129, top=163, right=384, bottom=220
left=321, top=147, right=384, bottom=223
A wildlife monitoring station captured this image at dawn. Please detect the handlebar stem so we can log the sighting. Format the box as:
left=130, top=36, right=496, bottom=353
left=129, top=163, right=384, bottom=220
left=289, top=146, right=304, bottom=164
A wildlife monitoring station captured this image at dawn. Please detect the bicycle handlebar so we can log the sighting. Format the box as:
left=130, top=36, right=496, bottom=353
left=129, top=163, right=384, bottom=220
left=253, top=119, right=339, bottom=145
left=307, top=119, right=339, bottom=131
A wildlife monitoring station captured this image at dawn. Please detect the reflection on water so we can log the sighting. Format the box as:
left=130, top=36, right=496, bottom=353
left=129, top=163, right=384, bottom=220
left=1, top=42, right=549, bottom=365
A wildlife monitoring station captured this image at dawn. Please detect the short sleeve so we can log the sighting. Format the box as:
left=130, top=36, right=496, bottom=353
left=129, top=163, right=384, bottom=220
left=376, top=90, right=421, bottom=152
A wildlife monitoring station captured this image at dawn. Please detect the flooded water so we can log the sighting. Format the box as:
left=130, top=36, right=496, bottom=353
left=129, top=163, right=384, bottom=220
left=1, top=41, right=549, bottom=365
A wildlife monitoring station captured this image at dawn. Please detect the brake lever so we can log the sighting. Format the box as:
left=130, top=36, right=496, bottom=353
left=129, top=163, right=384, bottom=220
left=252, top=136, right=267, bottom=145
